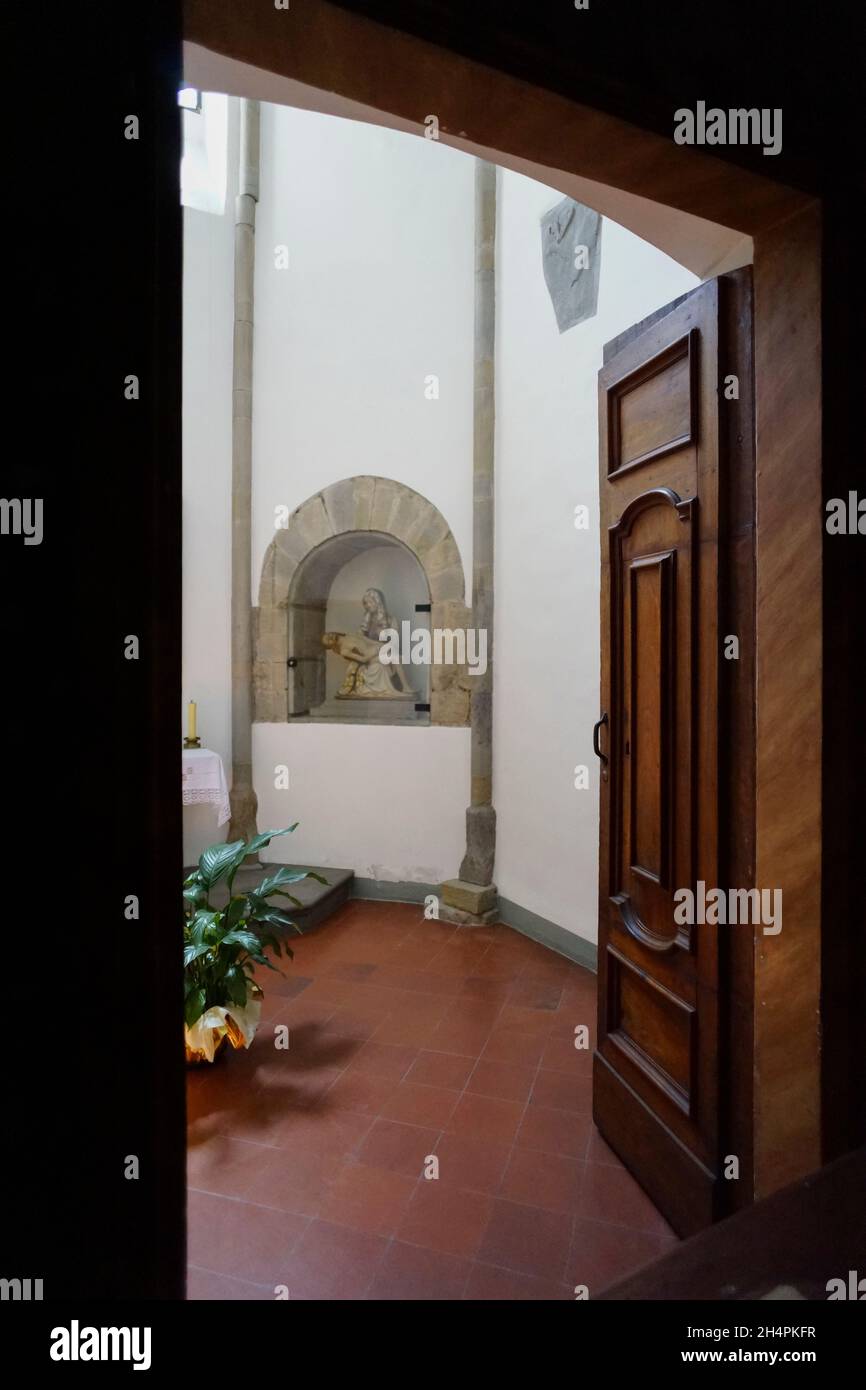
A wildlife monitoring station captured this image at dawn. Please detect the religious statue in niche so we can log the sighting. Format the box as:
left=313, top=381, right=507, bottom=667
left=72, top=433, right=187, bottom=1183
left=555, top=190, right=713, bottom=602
left=540, top=196, right=602, bottom=333
left=322, top=587, right=417, bottom=700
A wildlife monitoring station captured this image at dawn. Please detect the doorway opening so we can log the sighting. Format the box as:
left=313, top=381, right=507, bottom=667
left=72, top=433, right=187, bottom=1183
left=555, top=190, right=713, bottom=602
left=180, top=64, right=765, bottom=1297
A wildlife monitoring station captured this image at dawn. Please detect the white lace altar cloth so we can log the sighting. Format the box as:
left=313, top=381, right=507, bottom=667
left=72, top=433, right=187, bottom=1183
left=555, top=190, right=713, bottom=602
left=181, top=748, right=230, bottom=827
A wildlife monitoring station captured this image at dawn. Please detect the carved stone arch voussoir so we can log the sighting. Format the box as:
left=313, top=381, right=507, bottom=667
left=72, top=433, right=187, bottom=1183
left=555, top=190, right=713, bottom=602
left=253, top=476, right=471, bottom=726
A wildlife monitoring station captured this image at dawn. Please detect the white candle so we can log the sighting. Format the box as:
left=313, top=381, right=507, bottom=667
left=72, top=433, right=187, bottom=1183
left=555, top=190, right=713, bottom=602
left=188, top=701, right=197, bottom=740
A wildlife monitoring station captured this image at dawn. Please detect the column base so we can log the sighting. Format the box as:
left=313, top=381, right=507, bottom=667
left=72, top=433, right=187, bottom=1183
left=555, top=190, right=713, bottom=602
left=439, top=878, right=499, bottom=927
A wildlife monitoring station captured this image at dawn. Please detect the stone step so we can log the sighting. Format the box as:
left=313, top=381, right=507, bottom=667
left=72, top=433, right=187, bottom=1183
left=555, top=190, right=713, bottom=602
left=183, top=863, right=354, bottom=934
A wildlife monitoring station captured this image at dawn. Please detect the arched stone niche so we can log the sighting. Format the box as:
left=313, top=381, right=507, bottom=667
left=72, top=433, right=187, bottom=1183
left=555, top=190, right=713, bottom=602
left=254, top=476, right=472, bottom=727
left=290, top=532, right=431, bottom=722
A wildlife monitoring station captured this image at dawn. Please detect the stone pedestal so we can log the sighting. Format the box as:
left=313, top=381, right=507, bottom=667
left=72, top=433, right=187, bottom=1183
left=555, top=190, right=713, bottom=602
left=439, top=877, right=499, bottom=928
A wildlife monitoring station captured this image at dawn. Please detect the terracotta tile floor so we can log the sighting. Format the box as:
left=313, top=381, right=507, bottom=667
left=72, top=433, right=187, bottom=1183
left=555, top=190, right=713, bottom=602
left=186, top=900, right=678, bottom=1300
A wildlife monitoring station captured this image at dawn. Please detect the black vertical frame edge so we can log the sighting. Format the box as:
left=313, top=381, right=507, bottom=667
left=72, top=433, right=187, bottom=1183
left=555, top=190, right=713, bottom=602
left=5, top=0, right=188, bottom=1300
left=104, top=0, right=186, bottom=1300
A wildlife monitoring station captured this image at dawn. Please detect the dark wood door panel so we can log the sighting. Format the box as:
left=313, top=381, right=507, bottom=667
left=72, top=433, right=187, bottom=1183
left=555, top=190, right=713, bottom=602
left=594, top=276, right=750, bottom=1237
left=594, top=1053, right=718, bottom=1235
left=609, top=487, right=698, bottom=953
left=606, top=330, right=698, bottom=478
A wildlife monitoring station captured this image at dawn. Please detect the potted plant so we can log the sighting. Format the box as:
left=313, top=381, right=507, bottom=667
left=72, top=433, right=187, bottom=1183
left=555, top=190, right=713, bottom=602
left=182, top=825, right=321, bottom=1064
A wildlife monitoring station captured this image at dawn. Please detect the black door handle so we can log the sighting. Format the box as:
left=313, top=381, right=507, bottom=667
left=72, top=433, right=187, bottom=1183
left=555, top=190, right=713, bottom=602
left=593, top=712, right=608, bottom=764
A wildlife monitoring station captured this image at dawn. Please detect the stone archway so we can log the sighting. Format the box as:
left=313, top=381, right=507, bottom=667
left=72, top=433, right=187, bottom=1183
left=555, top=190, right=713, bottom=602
left=254, top=476, right=472, bottom=726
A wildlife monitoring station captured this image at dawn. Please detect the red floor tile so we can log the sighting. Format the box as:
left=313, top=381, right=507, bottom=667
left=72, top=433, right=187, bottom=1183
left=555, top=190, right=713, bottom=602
left=568, top=1216, right=668, bottom=1296
left=586, top=1126, right=625, bottom=1167
left=516, top=1104, right=594, bottom=1159
left=319, top=1161, right=417, bottom=1236
left=319, top=961, right=379, bottom=982
left=496, top=1004, right=556, bottom=1037
left=541, top=1034, right=595, bottom=1073
left=439, top=995, right=503, bottom=1027
left=396, top=1181, right=494, bottom=1257
left=347, top=1040, right=419, bottom=1081
left=187, top=1135, right=276, bottom=1203
left=323, top=1070, right=397, bottom=1116
left=356, top=1118, right=442, bottom=1177
left=579, top=1160, right=676, bottom=1236
left=371, top=1013, right=441, bottom=1048
left=380, top=1080, right=460, bottom=1128
left=432, top=1131, right=513, bottom=1194
left=466, top=1058, right=536, bottom=1104
left=366, top=1240, right=473, bottom=1300
left=320, top=1008, right=383, bottom=1041
left=529, top=1067, right=593, bottom=1114
left=477, top=1198, right=573, bottom=1280
left=186, top=903, right=677, bottom=1300
left=244, top=1145, right=343, bottom=1219
left=425, top=1016, right=496, bottom=1056
left=404, top=1049, right=476, bottom=1091
left=187, top=1265, right=274, bottom=1300
left=187, top=1190, right=309, bottom=1284
left=460, top=976, right=513, bottom=1002
left=482, top=1027, right=548, bottom=1068
left=499, top=1147, right=584, bottom=1214
left=262, top=1104, right=372, bottom=1160
left=282, top=1219, right=389, bottom=1300
left=463, top=1262, right=573, bottom=1301
left=446, top=1092, right=525, bottom=1146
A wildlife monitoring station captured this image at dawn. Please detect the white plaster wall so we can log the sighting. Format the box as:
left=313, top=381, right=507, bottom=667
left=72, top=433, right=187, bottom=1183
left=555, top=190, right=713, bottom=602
left=254, top=723, right=468, bottom=884
left=181, top=100, right=238, bottom=865
left=184, top=100, right=474, bottom=878
left=252, top=107, right=474, bottom=880
left=251, top=105, right=475, bottom=584
left=493, top=169, right=699, bottom=943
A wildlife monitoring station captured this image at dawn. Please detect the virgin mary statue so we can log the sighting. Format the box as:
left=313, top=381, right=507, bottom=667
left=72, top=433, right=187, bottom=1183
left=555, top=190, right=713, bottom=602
left=322, top=588, right=417, bottom=699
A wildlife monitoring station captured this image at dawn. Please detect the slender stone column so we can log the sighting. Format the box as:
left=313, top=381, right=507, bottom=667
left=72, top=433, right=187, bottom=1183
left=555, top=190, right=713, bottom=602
left=442, top=159, right=497, bottom=924
left=227, top=99, right=260, bottom=847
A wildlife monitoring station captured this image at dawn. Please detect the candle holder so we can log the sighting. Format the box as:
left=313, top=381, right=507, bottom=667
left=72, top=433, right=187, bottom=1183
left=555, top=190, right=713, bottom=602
left=183, top=736, right=202, bottom=749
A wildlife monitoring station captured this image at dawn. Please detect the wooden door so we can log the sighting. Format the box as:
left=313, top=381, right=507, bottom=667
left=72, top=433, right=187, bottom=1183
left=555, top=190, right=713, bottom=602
left=593, top=274, right=754, bottom=1237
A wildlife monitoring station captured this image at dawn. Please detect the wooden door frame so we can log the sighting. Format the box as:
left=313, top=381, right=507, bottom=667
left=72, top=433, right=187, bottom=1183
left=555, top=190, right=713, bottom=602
left=595, top=271, right=757, bottom=1232
left=184, top=0, right=842, bottom=1204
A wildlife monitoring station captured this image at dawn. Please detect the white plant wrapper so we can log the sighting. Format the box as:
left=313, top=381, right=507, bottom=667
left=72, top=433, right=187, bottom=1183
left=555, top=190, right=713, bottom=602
left=185, top=995, right=262, bottom=1062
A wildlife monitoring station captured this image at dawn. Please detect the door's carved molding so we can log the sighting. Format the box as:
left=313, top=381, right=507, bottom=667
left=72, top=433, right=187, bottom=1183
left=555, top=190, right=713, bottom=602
left=605, top=329, right=699, bottom=479
left=611, top=486, right=695, bottom=537
left=608, top=488, right=696, bottom=954
left=604, top=945, right=696, bottom=1116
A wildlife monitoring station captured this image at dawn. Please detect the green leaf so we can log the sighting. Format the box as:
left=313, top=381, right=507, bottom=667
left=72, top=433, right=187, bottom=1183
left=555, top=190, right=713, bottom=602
left=270, top=890, right=305, bottom=908
left=183, top=885, right=206, bottom=907
left=220, top=928, right=261, bottom=953
left=189, top=910, right=221, bottom=944
left=249, top=953, right=279, bottom=972
left=250, top=908, right=298, bottom=932
left=225, top=895, right=248, bottom=930
left=257, top=866, right=313, bottom=898
left=185, top=988, right=207, bottom=1028
left=224, top=966, right=248, bottom=1006
left=198, top=840, right=246, bottom=890
left=242, top=825, right=297, bottom=857
left=184, top=942, right=211, bottom=967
